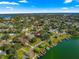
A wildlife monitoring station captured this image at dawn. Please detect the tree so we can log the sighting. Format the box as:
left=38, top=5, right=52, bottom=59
left=39, top=44, right=46, bottom=48
left=1, top=34, right=9, bottom=40
left=34, top=47, right=40, bottom=53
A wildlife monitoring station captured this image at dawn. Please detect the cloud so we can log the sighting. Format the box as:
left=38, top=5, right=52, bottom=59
left=0, top=1, right=19, bottom=5
left=61, top=7, right=68, bottom=10
left=6, top=7, right=13, bottom=10
left=75, top=5, right=79, bottom=7
left=19, top=0, right=28, bottom=3
left=0, top=9, right=79, bottom=14
left=61, top=7, right=69, bottom=12
left=70, top=7, right=74, bottom=8
left=64, top=0, right=72, bottom=3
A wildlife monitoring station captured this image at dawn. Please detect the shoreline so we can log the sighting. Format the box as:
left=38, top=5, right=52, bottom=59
left=38, top=35, right=79, bottom=59
left=37, top=36, right=72, bottom=59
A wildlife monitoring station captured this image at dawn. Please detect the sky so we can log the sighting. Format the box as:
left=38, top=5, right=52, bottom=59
left=0, top=0, right=79, bottom=13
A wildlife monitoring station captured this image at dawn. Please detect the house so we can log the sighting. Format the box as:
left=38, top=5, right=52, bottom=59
left=0, top=50, right=6, bottom=55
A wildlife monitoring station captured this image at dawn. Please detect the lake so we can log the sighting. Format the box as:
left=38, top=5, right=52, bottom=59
left=39, top=38, right=79, bottom=59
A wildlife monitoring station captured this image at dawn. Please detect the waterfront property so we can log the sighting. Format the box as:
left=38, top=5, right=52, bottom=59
left=39, top=37, right=79, bottom=59
left=0, top=14, right=79, bottom=59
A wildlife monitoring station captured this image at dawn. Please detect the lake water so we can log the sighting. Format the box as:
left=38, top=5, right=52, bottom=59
left=39, top=38, right=79, bottom=59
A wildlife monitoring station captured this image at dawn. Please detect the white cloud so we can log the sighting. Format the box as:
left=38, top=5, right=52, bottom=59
left=70, top=7, right=74, bottom=8
left=0, top=9, right=79, bottom=14
left=61, top=7, right=69, bottom=12
left=75, top=5, right=79, bottom=7
left=64, top=0, right=72, bottom=3
left=19, top=0, right=28, bottom=3
left=61, top=7, right=68, bottom=10
left=0, top=1, right=19, bottom=5
left=6, top=7, right=13, bottom=10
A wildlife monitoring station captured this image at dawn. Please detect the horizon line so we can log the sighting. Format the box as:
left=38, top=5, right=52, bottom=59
left=0, top=12, right=79, bottom=14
